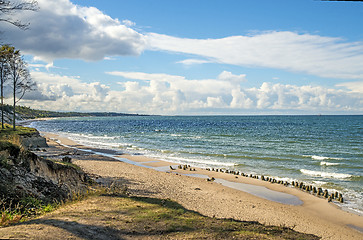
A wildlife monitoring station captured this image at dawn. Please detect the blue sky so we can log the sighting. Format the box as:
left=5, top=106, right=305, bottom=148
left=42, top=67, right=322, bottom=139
left=1, top=0, right=363, bottom=114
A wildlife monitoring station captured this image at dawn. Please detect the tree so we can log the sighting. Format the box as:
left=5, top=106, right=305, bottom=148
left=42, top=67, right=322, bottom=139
left=0, top=0, right=38, bottom=30
left=0, top=44, right=13, bottom=129
left=5, top=47, right=35, bottom=130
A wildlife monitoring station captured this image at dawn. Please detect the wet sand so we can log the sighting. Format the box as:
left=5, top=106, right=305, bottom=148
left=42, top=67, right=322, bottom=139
left=40, top=132, right=363, bottom=240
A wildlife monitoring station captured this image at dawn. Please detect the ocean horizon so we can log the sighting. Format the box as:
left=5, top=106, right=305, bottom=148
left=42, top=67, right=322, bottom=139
left=31, top=115, right=363, bottom=216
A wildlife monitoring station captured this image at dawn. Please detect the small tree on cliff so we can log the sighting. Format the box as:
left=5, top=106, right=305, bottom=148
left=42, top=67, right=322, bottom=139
left=5, top=47, right=35, bottom=130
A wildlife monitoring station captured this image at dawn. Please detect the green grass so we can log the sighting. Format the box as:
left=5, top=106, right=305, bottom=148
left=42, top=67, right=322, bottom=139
left=0, top=196, right=60, bottom=227
left=0, top=123, right=37, bottom=137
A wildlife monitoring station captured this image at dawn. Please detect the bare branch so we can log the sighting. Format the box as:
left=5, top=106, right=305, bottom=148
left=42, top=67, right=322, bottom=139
left=0, top=0, right=38, bottom=30
left=0, top=18, right=29, bottom=30
left=0, top=0, right=38, bottom=13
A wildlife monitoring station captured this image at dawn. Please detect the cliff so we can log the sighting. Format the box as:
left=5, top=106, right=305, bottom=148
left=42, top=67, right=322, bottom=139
left=0, top=132, right=89, bottom=207
left=14, top=131, right=49, bottom=149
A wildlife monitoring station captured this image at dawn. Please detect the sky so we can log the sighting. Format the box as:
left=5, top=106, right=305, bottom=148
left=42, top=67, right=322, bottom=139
left=1, top=0, right=363, bottom=115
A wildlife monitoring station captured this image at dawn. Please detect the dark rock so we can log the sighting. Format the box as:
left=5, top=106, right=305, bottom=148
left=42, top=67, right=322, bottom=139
left=62, top=156, right=72, bottom=163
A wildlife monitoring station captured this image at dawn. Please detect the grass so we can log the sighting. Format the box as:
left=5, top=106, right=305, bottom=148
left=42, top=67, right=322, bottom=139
left=0, top=197, right=60, bottom=227
left=0, top=123, right=37, bottom=137
left=0, top=124, right=38, bottom=148
left=50, top=158, right=83, bottom=171
left=0, top=189, right=90, bottom=227
left=113, top=196, right=319, bottom=239
left=73, top=182, right=320, bottom=239
left=0, top=180, right=320, bottom=239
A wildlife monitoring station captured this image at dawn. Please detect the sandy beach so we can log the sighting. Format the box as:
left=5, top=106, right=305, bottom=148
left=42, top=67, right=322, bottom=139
left=13, top=132, right=359, bottom=239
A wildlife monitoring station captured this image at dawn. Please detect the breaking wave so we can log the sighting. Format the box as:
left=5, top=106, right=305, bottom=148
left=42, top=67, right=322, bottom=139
left=320, top=162, right=341, bottom=166
left=310, top=155, right=343, bottom=161
left=300, top=169, right=352, bottom=179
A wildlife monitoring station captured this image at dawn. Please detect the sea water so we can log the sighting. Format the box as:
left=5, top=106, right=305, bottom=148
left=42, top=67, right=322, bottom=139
left=31, top=115, right=363, bottom=215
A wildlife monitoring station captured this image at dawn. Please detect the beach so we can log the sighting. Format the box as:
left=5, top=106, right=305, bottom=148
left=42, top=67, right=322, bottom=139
left=36, top=132, right=363, bottom=240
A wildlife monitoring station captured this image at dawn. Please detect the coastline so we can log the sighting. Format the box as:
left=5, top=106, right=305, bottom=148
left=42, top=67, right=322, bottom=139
left=40, top=132, right=363, bottom=240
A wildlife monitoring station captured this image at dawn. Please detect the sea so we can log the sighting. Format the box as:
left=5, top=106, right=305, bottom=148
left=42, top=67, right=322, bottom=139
left=30, top=115, right=363, bottom=215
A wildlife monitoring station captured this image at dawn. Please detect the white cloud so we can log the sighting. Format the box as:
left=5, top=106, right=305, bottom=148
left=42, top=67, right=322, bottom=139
left=28, top=61, right=56, bottom=71
left=336, top=81, right=363, bottom=93
left=146, top=31, right=363, bottom=80
left=103, top=57, right=117, bottom=61
left=107, top=71, right=239, bottom=96
left=1, top=0, right=145, bottom=62
left=245, top=82, right=363, bottom=112
left=105, top=71, right=362, bottom=114
left=176, top=59, right=211, bottom=66
left=1, top=1, right=361, bottom=114
left=16, top=71, right=111, bottom=111
left=218, top=71, right=247, bottom=83
left=2, top=0, right=363, bottom=83
left=122, top=19, right=136, bottom=27
left=19, top=70, right=362, bottom=114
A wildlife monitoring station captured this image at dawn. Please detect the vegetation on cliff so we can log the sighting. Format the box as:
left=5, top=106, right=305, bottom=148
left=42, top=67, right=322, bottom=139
left=2, top=104, right=148, bottom=120
left=0, top=123, right=37, bottom=137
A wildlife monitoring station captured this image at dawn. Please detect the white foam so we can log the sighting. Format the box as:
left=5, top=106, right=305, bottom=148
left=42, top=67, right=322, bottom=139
left=170, top=134, right=182, bottom=137
left=164, top=156, right=237, bottom=167
left=61, top=133, right=121, bottom=150
left=312, top=180, right=328, bottom=186
left=310, top=155, right=342, bottom=161
left=320, top=161, right=340, bottom=166
left=311, top=155, right=329, bottom=160
left=300, top=169, right=352, bottom=179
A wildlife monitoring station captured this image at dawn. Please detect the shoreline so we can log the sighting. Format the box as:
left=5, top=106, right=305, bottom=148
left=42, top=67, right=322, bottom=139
left=27, top=116, right=363, bottom=217
left=41, top=132, right=355, bottom=210
left=40, top=131, right=363, bottom=239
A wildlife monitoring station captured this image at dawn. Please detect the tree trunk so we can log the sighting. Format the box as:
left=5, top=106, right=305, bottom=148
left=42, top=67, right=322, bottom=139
left=13, top=77, right=16, bottom=130
left=1, top=78, right=4, bottom=129
left=0, top=61, right=4, bottom=130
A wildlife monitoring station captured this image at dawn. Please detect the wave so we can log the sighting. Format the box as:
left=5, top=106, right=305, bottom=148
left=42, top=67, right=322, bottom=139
left=312, top=155, right=330, bottom=160
left=165, top=156, right=237, bottom=167
left=300, top=169, right=352, bottom=179
left=304, top=155, right=343, bottom=161
left=63, top=133, right=122, bottom=150
left=170, top=134, right=183, bottom=137
left=320, top=161, right=340, bottom=166
left=76, top=133, right=117, bottom=140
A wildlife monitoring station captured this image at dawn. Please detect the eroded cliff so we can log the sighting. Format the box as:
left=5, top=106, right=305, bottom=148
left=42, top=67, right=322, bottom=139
left=0, top=131, right=89, bottom=207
